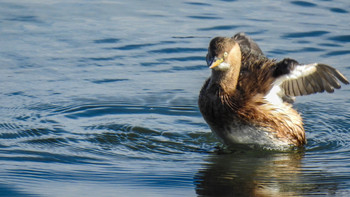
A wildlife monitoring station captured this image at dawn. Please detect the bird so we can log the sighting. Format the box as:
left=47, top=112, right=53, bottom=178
left=198, top=32, right=349, bottom=150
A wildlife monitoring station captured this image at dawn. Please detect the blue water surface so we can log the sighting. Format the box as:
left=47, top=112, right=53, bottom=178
left=1, top=0, right=350, bottom=196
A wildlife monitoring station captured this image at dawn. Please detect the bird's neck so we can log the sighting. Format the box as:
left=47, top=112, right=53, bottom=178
left=210, top=65, right=241, bottom=96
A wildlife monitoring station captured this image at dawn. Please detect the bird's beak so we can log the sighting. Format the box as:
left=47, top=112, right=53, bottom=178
left=209, top=58, right=224, bottom=69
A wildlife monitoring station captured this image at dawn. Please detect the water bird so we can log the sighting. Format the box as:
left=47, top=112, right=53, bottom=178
left=198, top=32, right=349, bottom=150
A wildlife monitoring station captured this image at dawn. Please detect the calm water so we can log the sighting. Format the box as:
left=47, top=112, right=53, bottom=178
left=1, top=0, right=350, bottom=196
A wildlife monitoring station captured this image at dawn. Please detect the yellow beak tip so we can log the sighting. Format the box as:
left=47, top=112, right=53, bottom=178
left=209, top=59, right=223, bottom=69
left=209, top=64, right=218, bottom=69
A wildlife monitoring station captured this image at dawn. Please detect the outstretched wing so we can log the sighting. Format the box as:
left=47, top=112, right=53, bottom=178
left=274, top=58, right=349, bottom=97
left=233, top=32, right=264, bottom=56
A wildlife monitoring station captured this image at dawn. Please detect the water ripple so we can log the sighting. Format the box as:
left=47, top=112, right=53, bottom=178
left=282, top=31, right=329, bottom=38
left=93, top=38, right=120, bottom=44
left=329, top=7, right=348, bottom=14
left=149, top=47, right=206, bottom=54
left=328, top=35, right=350, bottom=43
left=83, top=124, right=214, bottom=158
left=185, top=2, right=211, bottom=6
left=298, top=102, right=350, bottom=153
left=157, top=56, right=204, bottom=62
left=0, top=149, right=100, bottom=164
left=112, top=43, right=157, bottom=51
left=56, top=104, right=199, bottom=119
left=291, top=1, right=317, bottom=7
left=6, top=15, right=42, bottom=23
left=322, top=50, right=350, bottom=57
left=87, top=55, right=123, bottom=61
left=197, top=25, right=240, bottom=31
left=90, top=78, right=128, bottom=84
left=187, top=15, right=222, bottom=20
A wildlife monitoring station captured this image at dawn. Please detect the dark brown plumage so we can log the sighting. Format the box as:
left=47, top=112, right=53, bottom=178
left=198, top=32, right=349, bottom=150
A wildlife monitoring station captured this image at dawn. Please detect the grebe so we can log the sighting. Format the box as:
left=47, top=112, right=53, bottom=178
left=198, top=32, right=349, bottom=150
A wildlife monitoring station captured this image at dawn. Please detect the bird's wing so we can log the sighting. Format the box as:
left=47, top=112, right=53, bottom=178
left=233, top=32, right=264, bottom=56
left=273, top=58, right=349, bottom=97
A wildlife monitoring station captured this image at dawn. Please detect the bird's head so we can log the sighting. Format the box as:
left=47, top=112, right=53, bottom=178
left=206, top=37, right=242, bottom=72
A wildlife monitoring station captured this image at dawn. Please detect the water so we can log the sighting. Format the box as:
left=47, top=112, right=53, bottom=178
left=1, top=0, right=350, bottom=196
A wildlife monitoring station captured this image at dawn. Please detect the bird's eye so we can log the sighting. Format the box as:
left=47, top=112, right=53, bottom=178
left=224, top=52, right=228, bottom=58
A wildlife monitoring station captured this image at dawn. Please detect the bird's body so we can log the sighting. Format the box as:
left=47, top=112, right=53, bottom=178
left=198, top=33, right=349, bottom=150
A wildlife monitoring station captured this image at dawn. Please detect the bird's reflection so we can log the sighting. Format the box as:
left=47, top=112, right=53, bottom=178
left=195, top=149, right=338, bottom=197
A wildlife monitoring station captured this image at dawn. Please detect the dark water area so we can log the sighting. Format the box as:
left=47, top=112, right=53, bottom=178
left=1, top=0, right=350, bottom=196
